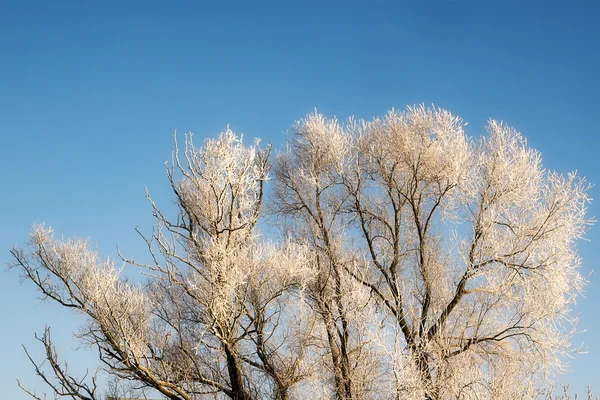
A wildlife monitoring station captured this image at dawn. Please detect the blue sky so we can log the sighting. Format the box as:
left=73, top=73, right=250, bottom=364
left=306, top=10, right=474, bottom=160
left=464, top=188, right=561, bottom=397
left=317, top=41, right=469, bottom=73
left=1, top=1, right=598, bottom=397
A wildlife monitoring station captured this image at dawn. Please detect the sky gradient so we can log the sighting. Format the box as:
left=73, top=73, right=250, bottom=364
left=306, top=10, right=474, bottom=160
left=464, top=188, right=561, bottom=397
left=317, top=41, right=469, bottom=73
left=1, top=2, right=599, bottom=398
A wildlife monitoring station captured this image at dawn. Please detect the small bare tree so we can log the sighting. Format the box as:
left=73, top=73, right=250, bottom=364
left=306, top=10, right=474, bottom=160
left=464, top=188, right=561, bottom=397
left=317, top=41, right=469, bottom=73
left=273, top=113, right=385, bottom=399
left=10, top=106, right=592, bottom=400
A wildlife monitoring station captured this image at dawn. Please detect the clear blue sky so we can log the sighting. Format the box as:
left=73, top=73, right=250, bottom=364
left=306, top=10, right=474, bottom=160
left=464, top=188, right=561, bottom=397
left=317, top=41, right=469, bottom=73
left=1, top=1, right=598, bottom=398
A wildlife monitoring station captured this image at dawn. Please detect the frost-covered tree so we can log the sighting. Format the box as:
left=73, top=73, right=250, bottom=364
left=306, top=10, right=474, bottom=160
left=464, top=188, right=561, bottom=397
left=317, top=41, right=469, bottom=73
left=9, top=106, right=592, bottom=400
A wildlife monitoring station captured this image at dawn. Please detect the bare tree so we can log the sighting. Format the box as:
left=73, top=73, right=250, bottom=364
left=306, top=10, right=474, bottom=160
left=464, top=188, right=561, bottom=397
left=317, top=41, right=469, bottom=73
left=9, top=106, right=592, bottom=400
left=345, top=108, right=590, bottom=399
left=273, top=113, right=385, bottom=399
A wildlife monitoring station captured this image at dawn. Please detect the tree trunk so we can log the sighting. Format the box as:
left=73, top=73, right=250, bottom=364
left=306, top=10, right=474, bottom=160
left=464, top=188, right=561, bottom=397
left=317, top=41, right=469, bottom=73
left=224, top=343, right=250, bottom=400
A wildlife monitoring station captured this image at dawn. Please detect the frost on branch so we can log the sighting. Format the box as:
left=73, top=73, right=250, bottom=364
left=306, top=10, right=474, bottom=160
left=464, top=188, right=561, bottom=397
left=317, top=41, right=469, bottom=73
left=10, top=107, right=593, bottom=400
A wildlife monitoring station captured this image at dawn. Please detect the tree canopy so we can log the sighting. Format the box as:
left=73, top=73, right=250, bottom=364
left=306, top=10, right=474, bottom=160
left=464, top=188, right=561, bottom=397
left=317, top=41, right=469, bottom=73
left=10, top=105, right=592, bottom=400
